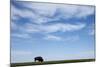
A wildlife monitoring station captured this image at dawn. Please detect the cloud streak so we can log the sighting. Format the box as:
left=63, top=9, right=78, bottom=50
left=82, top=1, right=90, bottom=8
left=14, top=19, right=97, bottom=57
left=11, top=33, right=31, bottom=39
left=21, top=23, right=86, bottom=34
left=44, top=35, right=62, bottom=41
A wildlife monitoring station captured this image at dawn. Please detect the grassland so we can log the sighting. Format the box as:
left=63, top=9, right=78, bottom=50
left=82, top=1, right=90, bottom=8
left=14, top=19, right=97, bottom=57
left=11, top=58, right=95, bottom=67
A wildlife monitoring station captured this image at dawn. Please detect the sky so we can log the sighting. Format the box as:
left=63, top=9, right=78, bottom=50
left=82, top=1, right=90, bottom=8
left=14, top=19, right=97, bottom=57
left=11, top=1, right=95, bottom=63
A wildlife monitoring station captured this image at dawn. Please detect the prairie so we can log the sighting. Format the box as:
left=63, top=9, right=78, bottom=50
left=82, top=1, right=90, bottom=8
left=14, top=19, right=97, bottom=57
left=11, top=58, right=95, bottom=67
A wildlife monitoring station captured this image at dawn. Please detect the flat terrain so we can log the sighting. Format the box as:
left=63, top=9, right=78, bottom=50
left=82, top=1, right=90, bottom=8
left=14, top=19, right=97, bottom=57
left=11, top=59, right=95, bottom=67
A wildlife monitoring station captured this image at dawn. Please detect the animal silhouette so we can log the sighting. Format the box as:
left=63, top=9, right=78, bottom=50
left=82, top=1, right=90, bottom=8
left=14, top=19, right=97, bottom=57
left=34, top=56, right=44, bottom=62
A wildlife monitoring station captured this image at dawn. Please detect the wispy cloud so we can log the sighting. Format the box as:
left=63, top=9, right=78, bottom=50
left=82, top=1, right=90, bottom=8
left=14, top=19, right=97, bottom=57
left=11, top=33, right=31, bottom=39
left=23, top=23, right=86, bottom=34
left=44, top=35, right=62, bottom=41
left=41, top=23, right=86, bottom=33
left=44, top=34, right=79, bottom=42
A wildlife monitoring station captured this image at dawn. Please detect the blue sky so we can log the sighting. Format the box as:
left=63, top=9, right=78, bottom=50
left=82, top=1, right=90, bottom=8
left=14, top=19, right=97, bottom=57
left=11, top=1, right=95, bottom=63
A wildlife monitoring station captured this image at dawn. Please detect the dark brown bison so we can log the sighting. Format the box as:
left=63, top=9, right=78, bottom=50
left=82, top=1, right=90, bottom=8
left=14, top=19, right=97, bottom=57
left=34, top=56, right=44, bottom=62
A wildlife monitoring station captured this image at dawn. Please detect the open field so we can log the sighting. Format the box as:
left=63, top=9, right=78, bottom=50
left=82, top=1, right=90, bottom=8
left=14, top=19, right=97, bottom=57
left=11, top=58, right=95, bottom=67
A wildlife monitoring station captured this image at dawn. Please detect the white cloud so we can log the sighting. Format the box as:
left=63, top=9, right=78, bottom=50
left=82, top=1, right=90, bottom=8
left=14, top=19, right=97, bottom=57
left=44, top=35, right=62, bottom=41
left=41, top=23, right=85, bottom=33
left=43, top=34, right=80, bottom=42
left=17, top=22, right=86, bottom=34
left=11, top=33, right=31, bottom=38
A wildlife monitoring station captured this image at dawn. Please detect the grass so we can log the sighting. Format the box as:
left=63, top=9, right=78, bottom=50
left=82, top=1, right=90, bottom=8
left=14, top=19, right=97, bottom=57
left=11, top=58, right=95, bottom=67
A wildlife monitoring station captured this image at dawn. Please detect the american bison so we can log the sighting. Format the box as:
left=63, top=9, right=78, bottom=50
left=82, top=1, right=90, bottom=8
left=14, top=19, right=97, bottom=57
left=34, top=56, right=44, bottom=62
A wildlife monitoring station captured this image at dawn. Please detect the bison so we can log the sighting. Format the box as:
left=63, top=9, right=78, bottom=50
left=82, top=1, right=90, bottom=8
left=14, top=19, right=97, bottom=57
left=34, top=56, right=44, bottom=63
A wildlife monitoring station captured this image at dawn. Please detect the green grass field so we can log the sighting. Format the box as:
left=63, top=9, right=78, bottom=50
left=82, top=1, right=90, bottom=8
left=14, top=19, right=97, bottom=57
left=11, top=58, right=95, bottom=67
